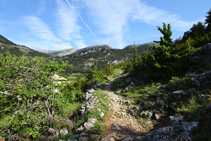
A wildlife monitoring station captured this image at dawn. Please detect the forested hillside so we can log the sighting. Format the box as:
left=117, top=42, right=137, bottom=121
left=0, top=35, right=52, bottom=58
left=0, top=34, right=154, bottom=75
left=59, top=45, right=153, bottom=75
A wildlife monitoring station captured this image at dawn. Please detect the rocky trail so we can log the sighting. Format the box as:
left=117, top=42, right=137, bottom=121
left=100, top=82, right=148, bottom=138
left=66, top=76, right=202, bottom=141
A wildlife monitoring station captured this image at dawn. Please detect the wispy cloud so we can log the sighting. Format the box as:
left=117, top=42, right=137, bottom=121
left=23, top=16, right=61, bottom=41
left=55, top=0, right=82, bottom=40
left=65, top=0, right=101, bottom=44
left=36, top=0, right=46, bottom=15
left=16, top=39, right=74, bottom=50
left=131, top=1, right=196, bottom=31
left=74, top=40, right=87, bottom=49
left=82, top=0, right=198, bottom=48
left=22, top=15, right=76, bottom=50
left=83, top=0, right=132, bottom=48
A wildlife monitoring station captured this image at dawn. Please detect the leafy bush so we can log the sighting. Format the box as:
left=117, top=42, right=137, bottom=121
left=0, top=51, right=70, bottom=139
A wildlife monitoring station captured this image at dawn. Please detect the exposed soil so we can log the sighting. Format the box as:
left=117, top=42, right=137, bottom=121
left=100, top=82, right=154, bottom=137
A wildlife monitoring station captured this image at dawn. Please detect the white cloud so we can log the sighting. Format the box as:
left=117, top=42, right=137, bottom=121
left=82, top=0, right=132, bottom=48
left=17, top=40, right=74, bottom=50
left=55, top=0, right=81, bottom=40
left=131, top=2, right=196, bottom=31
left=82, top=0, right=198, bottom=48
left=23, top=16, right=61, bottom=42
left=74, top=40, right=87, bottom=49
left=36, top=0, right=46, bottom=15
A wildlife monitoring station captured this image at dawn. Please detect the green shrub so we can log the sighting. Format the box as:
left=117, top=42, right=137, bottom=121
left=0, top=51, right=69, bottom=138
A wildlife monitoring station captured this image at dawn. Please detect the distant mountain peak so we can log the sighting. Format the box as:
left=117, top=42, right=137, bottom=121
left=35, top=44, right=113, bottom=57
left=35, top=48, right=77, bottom=57
left=123, top=42, right=160, bottom=49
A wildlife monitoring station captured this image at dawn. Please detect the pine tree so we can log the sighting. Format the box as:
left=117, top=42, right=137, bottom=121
left=150, top=23, right=173, bottom=61
left=144, top=23, right=174, bottom=80
left=130, top=42, right=138, bottom=69
left=86, top=60, right=101, bottom=85
left=205, top=9, right=211, bottom=32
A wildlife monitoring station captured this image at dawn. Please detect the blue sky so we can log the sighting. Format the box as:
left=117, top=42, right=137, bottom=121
left=0, top=0, right=210, bottom=50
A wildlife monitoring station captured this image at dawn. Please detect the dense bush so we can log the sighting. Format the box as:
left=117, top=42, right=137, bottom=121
left=0, top=52, right=70, bottom=139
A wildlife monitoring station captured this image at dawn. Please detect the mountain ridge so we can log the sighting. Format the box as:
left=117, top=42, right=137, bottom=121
left=35, top=44, right=113, bottom=56
left=123, top=41, right=160, bottom=49
left=35, top=43, right=158, bottom=57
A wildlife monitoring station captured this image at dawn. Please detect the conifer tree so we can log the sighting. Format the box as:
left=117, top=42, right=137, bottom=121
left=205, top=9, right=211, bottom=32
left=86, top=60, right=101, bottom=85
left=130, top=42, right=138, bottom=69
left=144, top=23, right=174, bottom=79
left=150, top=23, right=173, bottom=63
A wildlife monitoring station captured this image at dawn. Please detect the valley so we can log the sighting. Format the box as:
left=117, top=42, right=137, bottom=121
left=0, top=9, right=211, bottom=141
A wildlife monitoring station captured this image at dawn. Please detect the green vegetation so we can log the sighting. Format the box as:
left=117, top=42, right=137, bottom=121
left=109, top=9, right=211, bottom=140
left=0, top=52, right=71, bottom=139
left=0, top=8, right=211, bottom=141
left=60, top=44, right=153, bottom=75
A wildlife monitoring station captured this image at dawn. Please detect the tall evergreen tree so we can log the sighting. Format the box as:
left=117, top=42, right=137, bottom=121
left=86, top=60, right=101, bottom=85
left=205, top=9, right=211, bottom=32
left=150, top=23, right=173, bottom=61
left=130, top=42, right=138, bottom=69
left=143, top=23, right=175, bottom=80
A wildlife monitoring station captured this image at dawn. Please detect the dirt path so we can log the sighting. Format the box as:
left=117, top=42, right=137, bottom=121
left=101, top=82, right=147, bottom=137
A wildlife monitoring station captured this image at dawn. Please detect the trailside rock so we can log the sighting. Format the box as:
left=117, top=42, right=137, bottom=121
left=122, top=136, right=134, bottom=141
left=191, top=71, right=211, bottom=88
left=206, top=103, right=211, bottom=108
left=126, top=77, right=132, bottom=83
left=100, top=112, right=104, bottom=117
left=140, top=111, right=153, bottom=119
left=66, top=134, right=79, bottom=141
left=48, top=128, right=58, bottom=136
left=202, top=43, right=211, bottom=50
left=113, top=123, right=122, bottom=130
left=60, top=128, right=68, bottom=135
left=101, top=136, right=115, bottom=141
left=88, top=118, right=97, bottom=124
left=84, top=122, right=94, bottom=128
left=142, top=116, right=199, bottom=141
left=78, top=87, right=99, bottom=117
left=76, top=126, right=85, bottom=132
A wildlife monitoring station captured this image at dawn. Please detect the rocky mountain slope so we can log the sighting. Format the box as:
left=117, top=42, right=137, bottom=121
left=0, top=34, right=153, bottom=74
left=0, top=43, right=51, bottom=58
left=75, top=44, right=113, bottom=53
left=35, top=44, right=113, bottom=57
left=123, top=42, right=160, bottom=49
left=0, top=35, right=51, bottom=58
left=35, top=48, right=77, bottom=57
left=60, top=45, right=153, bottom=74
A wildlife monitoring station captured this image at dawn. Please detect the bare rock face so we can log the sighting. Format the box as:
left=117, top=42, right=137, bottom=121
left=75, top=44, right=113, bottom=53
left=35, top=48, right=77, bottom=56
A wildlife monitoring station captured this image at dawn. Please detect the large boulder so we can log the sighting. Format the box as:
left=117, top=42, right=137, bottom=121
left=142, top=116, right=199, bottom=141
